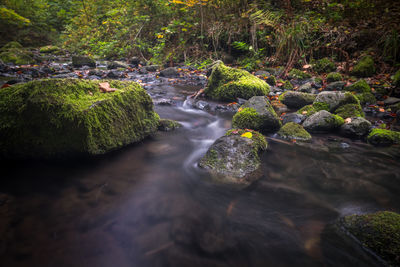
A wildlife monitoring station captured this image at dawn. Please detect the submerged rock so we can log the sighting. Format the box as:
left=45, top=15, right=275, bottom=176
left=367, top=128, right=400, bottom=146
left=338, top=211, right=400, bottom=266
left=340, top=117, right=371, bottom=137
left=277, top=122, right=311, bottom=141
left=232, top=96, right=281, bottom=133
left=303, top=110, right=344, bottom=133
left=198, top=129, right=267, bottom=186
left=158, top=119, right=182, bottom=132
left=204, top=62, right=270, bottom=101
left=72, top=55, right=96, bottom=68
left=279, top=91, right=316, bottom=109
left=0, top=79, right=159, bottom=158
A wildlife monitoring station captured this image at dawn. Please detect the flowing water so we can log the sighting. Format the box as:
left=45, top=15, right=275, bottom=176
left=1, top=81, right=400, bottom=267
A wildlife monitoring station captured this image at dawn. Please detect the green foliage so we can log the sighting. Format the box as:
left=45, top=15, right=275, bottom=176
left=0, top=7, right=30, bottom=27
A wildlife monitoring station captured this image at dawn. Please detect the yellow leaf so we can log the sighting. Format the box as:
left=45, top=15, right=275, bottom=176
left=241, top=132, right=253, bottom=139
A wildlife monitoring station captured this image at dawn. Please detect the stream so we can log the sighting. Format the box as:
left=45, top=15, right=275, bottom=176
left=0, top=71, right=400, bottom=267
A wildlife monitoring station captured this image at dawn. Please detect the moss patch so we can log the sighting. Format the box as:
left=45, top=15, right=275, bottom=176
left=327, top=72, right=343, bottom=83
left=0, top=79, right=159, bottom=158
left=351, top=55, right=376, bottom=77
left=278, top=122, right=311, bottom=141
left=393, top=69, right=400, bottom=87
left=40, top=45, right=63, bottom=54
left=0, top=48, right=34, bottom=65
left=335, top=103, right=364, bottom=119
left=341, top=211, right=400, bottom=266
left=345, top=79, right=371, bottom=94
left=72, top=55, right=96, bottom=68
left=283, top=80, right=294, bottom=90
left=204, top=62, right=270, bottom=101
left=232, top=108, right=264, bottom=132
left=1, top=41, right=23, bottom=51
left=288, top=68, right=312, bottom=80
left=313, top=102, right=330, bottom=112
left=297, top=104, right=317, bottom=117
left=226, top=129, right=268, bottom=151
left=367, top=128, right=400, bottom=146
left=355, top=92, right=376, bottom=105
left=158, top=119, right=181, bottom=132
left=313, top=58, right=336, bottom=73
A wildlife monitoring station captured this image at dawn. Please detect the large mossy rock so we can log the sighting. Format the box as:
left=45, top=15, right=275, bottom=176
left=334, top=103, right=364, bottom=119
left=39, top=45, right=63, bottom=54
left=326, top=72, right=343, bottom=83
left=367, top=128, right=400, bottom=146
left=279, top=91, right=316, bottom=109
left=314, top=91, right=359, bottom=112
left=204, top=62, right=270, bottom=101
left=0, top=42, right=34, bottom=65
left=0, top=79, right=159, bottom=159
left=338, top=211, right=400, bottom=266
left=198, top=129, right=267, bottom=186
left=313, top=58, right=336, bottom=74
left=277, top=122, right=311, bottom=141
left=345, top=79, right=371, bottom=93
left=351, top=55, right=375, bottom=77
left=287, top=68, right=312, bottom=80
left=0, top=41, right=23, bottom=51
left=232, top=96, right=281, bottom=133
left=72, top=55, right=96, bottom=68
left=302, top=110, right=344, bottom=133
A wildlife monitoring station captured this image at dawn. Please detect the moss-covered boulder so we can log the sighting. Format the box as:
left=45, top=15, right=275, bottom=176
left=355, top=92, right=376, bottom=105
left=334, top=103, right=364, bottom=119
left=340, top=117, right=371, bottom=137
left=303, top=110, right=344, bottom=133
left=198, top=129, right=267, bottom=186
left=326, top=72, right=343, bottom=83
left=367, top=128, right=400, bottom=146
left=288, top=68, right=312, bottom=80
left=204, top=62, right=269, bottom=101
left=278, top=122, right=311, bottom=141
left=72, top=55, right=96, bottom=68
left=339, top=211, right=400, bottom=266
left=313, top=58, right=336, bottom=73
left=279, top=91, right=316, bottom=109
left=393, top=69, right=400, bottom=87
left=283, top=80, right=294, bottom=90
left=297, top=104, right=317, bottom=117
left=0, top=79, right=159, bottom=159
left=351, top=55, right=375, bottom=77
left=158, top=119, right=181, bottom=132
left=39, top=45, right=63, bottom=54
left=345, top=79, right=371, bottom=93
left=0, top=48, right=34, bottom=65
left=314, top=91, right=359, bottom=112
left=0, top=41, right=23, bottom=51
left=232, top=96, right=281, bottom=133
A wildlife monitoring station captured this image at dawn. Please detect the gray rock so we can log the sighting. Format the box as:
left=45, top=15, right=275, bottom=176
left=303, top=110, right=344, bottom=133
left=160, top=67, right=179, bottom=77
left=145, top=65, right=160, bottom=72
left=280, top=91, right=316, bottom=109
left=314, top=91, right=358, bottom=112
left=194, top=100, right=210, bottom=110
left=326, top=81, right=346, bottom=91
left=340, top=117, right=371, bottom=137
left=154, top=98, right=174, bottom=106
left=138, top=67, right=148, bottom=74
left=254, top=70, right=270, bottom=77
left=198, top=131, right=267, bottom=186
left=383, top=97, right=400, bottom=105
left=107, top=61, right=130, bottom=69
left=88, top=69, right=103, bottom=76
left=130, top=57, right=140, bottom=66
left=106, top=70, right=123, bottom=79
left=72, top=55, right=96, bottom=68
left=282, top=113, right=306, bottom=124
left=298, top=82, right=313, bottom=93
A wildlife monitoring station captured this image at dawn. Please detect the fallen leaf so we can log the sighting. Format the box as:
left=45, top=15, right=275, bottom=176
left=302, top=111, right=308, bottom=115
left=238, top=107, right=243, bottom=112
left=99, top=82, right=118, bottom=93
left=303, top=64, right=312, bottom=69
left=241, top=132, right=253, bottom=139
left=345, top=118, right=352, bottom=123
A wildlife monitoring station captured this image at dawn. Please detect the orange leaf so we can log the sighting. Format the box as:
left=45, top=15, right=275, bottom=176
left=99, top=82, right=118, bottom=93
left=345, top=118, right=352, bottom=123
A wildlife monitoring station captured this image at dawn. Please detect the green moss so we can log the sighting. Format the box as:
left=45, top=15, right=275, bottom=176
left=283, top=80, right=294, bottom=90
left=351, top=55, right=376, bottom=77
left=367, top=128, right=400, bottom=146
left=288, top=68, right=312, bottom=80
left=0, top=79, right=159, bottom=158
left=313, top=102, right=330, bottom=111
left=232, top=108, right=264, bottom=131
left=345, top=79, right=371, bottom=93
left=393, top=69, right=400, bottom=87
left=158, top=119, right=181, bottom=132
left=0, top=41, right=23, bottom=51
left=332, top=114, right=345, bottom=127
left=334, top=103, right=364, bottom=119
left=226, top=129, right=268, bottom=151
left=355, top=92, right=376, bottom=105
left=204, top=62, right=270, bottom=101
left=342, top=211, right=400, bottom=266
left=297, top=104, right=316, bottom=117
left=266, top=75, right=276, bottom=86
left=39, top=45, right=62, bottom=54
left=313, top=58, right=336, bottom=73
left=326, top=72, right=343, bottom=83
left=72, top=55, right=96, bottom=68
left=314, top=77, right=323, bottom=85
left=278, top=122, right=311, bottom=141
left=0, top=48, right=34, bottom=65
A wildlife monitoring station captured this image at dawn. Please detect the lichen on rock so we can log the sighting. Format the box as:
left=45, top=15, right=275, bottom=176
left=204, top=61, right=269, bottom=101
left=0, top=78, right=159, bottom=158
